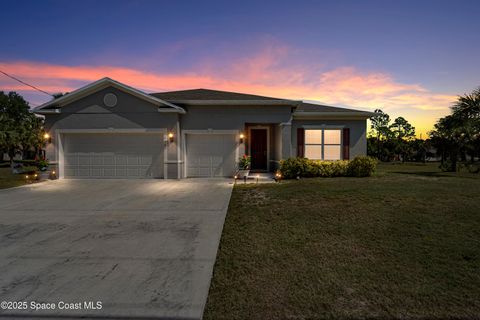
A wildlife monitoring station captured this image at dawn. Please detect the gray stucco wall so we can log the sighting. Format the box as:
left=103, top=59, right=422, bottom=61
left=43, top=86, right=180, bottom=178
left=179, top=105, right=292, bottom=130
left=44, top=87, right=179, bottom=131
left=291, top=119, right=367, bottom=159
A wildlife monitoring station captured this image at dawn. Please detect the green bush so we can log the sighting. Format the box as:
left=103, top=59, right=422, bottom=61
left=347, top=156, right=377, bottom=177
left=279, top=156, right=376, bottom=179
left=13, top=159, right=37, bottom=165
left=20, top=166, right=38, bottom=174
left=279, top=157, right=310, bottom=179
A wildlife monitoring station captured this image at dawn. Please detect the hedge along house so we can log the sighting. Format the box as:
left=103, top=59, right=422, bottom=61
left=34, top=77, right=374, bottom=179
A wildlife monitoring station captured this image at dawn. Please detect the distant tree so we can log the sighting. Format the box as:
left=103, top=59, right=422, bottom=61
left=430, top=87, right=480, bottom=171
left=0, top=91, right=45, bottom=162
left=369, top=109, right=393, bottom=160
left=389, top=117, right=416, bottom=162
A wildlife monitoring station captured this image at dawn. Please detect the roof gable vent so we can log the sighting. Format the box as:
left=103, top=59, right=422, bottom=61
left=103, top=93, right=118, bottom=107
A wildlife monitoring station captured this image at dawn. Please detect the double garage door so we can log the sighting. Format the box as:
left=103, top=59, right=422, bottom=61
left=186, top=133, right=236, bottom=177
left=61, top=132, right=236, bottom=179
left=63, top=133, right=164, bottom=179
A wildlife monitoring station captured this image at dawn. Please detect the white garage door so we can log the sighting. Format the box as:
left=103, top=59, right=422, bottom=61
left=63, top=133, right=164, bottom=179
left=186, top=134, right=236, bottom=177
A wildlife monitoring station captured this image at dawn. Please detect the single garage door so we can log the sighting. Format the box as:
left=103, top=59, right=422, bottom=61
left=63, top=133, right=164, bottom=179
left=186, top=134, right=236, bottom=177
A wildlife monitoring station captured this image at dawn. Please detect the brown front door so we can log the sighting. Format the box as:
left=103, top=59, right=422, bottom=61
left=250, top=129, right=268, bottom=170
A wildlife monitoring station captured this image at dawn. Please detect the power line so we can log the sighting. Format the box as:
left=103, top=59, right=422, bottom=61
left=0, top=70, right=54, bottom=97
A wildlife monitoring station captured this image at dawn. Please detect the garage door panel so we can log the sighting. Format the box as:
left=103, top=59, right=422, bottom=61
left=63, top=133, right=164, bottom=179
left=78, top=154, right=91, bottom=165
left=186, top=134, right=236, bottom=178
left=104, top=156, right=115, bottom=165
left=104, top=167, right=115, bottom=177
left=115, top=155, right=127, bottom=165
left=91, top=167, right=102, bottom=176
left=91, top=155, right=103, bottom=165
left=77, top=168, right=90, bottom=177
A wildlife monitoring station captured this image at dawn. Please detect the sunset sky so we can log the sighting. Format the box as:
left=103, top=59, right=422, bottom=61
left=1, top=0, right=479, bottom=137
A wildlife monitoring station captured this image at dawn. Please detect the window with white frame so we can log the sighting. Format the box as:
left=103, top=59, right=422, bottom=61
left=304, top=129, right=342, bottom=160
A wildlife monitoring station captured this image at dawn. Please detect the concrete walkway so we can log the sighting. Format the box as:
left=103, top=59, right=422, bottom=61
left=0, top=179, right=233, bottom=319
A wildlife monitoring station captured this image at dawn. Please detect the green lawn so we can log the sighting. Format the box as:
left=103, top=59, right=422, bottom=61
left=0, top=167, right=32, bottom=189
left=204, top=163, right=480, bottom=319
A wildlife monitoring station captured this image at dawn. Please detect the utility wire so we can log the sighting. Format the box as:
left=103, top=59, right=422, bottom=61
left=0, top=70, right=54, bottom=97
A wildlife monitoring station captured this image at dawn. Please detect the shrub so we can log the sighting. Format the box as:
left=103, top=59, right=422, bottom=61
left=347, top=156, right=377, bottom=177
left=37, top=159, right=49, bottom=170
left=279, top=156, right=376, bottom=179
left=238, top=155, right=251, bottom=170
left=20, top=166, right=38, bottom=174
left=279, top=157, right=310, bottom=179
left=13, top=159, right=37, bottom=165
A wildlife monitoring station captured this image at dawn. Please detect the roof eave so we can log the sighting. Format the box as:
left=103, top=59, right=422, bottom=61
left=293, top=111, right=375, bottom=120
left=34, top=109, right=61, bottom=115
left=33, top=77, right=186, bottom=114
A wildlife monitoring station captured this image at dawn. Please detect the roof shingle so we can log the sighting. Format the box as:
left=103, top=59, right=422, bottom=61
left=151, top=88, right=286, bottom=101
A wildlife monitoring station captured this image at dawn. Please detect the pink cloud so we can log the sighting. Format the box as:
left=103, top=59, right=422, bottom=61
left=0, top=47, right=456, bottom=135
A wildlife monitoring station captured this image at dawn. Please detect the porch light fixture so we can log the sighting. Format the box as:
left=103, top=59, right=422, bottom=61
left=239, top=133, right=245, bottom=144
left=44, top=133, right=52, bottom=143
left=168, top=132, right=174, bottom=143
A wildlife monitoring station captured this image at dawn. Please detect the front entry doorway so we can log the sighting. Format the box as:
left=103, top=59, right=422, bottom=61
left=250, top=128, right=268, bottom=171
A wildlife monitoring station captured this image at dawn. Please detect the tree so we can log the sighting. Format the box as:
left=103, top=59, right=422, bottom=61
left=429, top=87, right=480, bottom=171
left=369, top=109, right=393, bottom=160
left=389, top=117, right=416, bottom=162
left=0, top=91, right=45, bottom=162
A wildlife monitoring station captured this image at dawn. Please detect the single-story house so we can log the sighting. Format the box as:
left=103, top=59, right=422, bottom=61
left=34, top=77, right=374, bottom=179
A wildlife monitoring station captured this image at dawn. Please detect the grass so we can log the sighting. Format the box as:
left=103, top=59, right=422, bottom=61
left=204, top=163, right=480, bottom=319
left=0, top=167, right=32, bottom=189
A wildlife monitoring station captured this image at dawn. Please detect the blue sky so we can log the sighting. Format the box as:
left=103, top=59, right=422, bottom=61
left=1, top=0, right=479, bottom=135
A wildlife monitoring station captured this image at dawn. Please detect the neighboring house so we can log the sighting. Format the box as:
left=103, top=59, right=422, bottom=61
left=34, top=77, right=374, bottom=179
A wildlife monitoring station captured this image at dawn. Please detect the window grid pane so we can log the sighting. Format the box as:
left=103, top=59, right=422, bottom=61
left=324, top=145, right=341, bottom=160
left=305, top=130, right=322, bottom=144
left=303, top=128, right=343, bottom=160
left=305, top=145, right=322, bottom=160
left=324, top=129, right=341, bottom=144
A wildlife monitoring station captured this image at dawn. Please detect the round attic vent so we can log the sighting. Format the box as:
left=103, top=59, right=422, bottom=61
left=103, top=93, right=117, bottom=107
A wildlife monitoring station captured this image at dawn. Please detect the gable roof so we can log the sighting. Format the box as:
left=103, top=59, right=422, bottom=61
left=151, top=88, right=299, bottom=105
left=33, top=77, right=185, bottom=114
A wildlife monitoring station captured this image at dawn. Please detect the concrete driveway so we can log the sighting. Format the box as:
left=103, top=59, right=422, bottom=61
left=0, top=179, right=233, bottom=319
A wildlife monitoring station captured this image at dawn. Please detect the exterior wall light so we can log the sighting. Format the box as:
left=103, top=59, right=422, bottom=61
left=239, top=133, right=245, bottom=144
left=168, top=132, right=174, bottom=143
left=44, top=133, right=52, bottom=143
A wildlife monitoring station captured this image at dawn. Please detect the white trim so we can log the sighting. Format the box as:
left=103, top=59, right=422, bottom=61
left=34, top=77, right=186, bottom=114
left=182, top=129, right=240, bottom=178
left=302, top=124, right=345, bottom=129
left=304, top=128, right=343, bottom=160
left=36, top=109, right=61, bottom=114
left=55, top=128, right=166, bottom=134
left=176, top=121, right=181, bottom=179
left=57, top=131, right=64, bottom=179
left=55, top=128, right=168, bottom=179
left=294, top=111, right=373, bottom=120
left=248, top=125, right=270, bottom=171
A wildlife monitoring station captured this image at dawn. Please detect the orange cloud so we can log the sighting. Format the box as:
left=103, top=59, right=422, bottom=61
left=0, top=50, right=456, bottom=137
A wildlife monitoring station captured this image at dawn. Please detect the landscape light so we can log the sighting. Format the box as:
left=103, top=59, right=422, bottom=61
left=43, top=133, right=52, bottom=143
